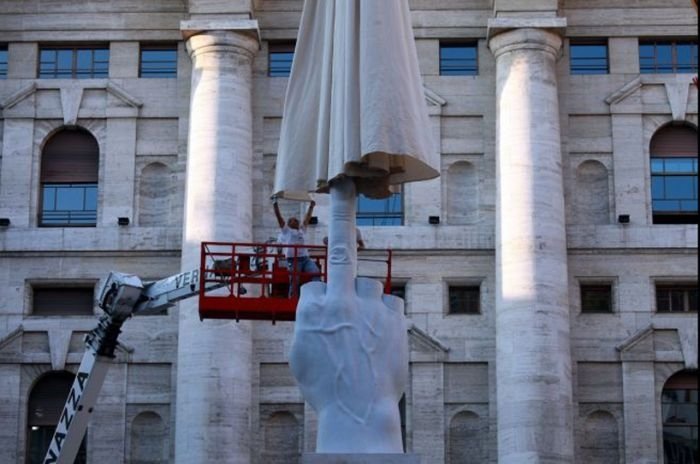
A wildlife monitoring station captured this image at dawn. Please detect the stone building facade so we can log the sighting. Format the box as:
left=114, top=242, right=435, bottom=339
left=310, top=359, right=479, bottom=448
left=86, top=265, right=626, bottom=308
left=0, top=1, right=697, bottom=463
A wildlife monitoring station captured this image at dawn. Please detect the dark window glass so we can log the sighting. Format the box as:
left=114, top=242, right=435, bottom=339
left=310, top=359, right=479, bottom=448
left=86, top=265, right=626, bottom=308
left=41, top=183, right=98, bottom=226
left=662, top=372, right=698, bottom=464
left=27, top=372, right=87, bottom=463
left=140, top=44, right=178, bottom=78
left=390, top=284, right=407, bottom=314
left=33, top=287, right=94, bottom=316
left=651, top=158, right=698, bottom=223
left=448, top=286, right=480, bottom=314
left=581, top=284, right=613, bottom=312
left=656, top=284, right=698, bottom=313
left=357, top=191, right=403, bottom=226
left=39, top=46, right=109, bottom=79
left=0, top=47, right=7, bottom=78
left=440, top=42, right=478, bottom=76
left=570, top=40, right=609, bottom=74
left=269, top=42, right=295, bottom=77
left=640, top=40, right=698, bottom=74
left=390, top=285, right=406, bottom=301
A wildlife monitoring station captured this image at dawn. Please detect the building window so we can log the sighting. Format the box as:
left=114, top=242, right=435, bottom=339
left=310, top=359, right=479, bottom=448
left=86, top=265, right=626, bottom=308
left=268, top=42, right=295, bottom=77
left=390, top=284, right=406, bottom=301
left=650, top=125, right=698, bottom=224
left=27, top=372, right=87, bottom=464
left=656, top=283, right=698, bottom=313
left=448, top=285, right=480, bottom=315
left=39, top=46, right=109, bottom=78
left=39, top=128, right=99, bottom=227
left=356, top=191, right=403, bottom=226
left=440, top=42, right=478, bottom=76
left=389, top=283, right=407, bottom=314
left=640, top=40, right=698, bottom=74
left=580, top=283, right=613, bottom=313
left=662, top=370, right=698, bottom=464
left=32, top=286, right=95, bottom=316
left=570, top=40, right=609, bottom=74
left=0, top=46, right=7, bottom=78
left=139, top=44, right=177, bottom=78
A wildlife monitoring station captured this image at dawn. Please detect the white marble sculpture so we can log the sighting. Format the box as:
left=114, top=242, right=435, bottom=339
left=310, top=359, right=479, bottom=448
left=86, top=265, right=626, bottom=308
left=290, top=178, right=409, bottom=453
left=274, top=0, right=438, bottom=454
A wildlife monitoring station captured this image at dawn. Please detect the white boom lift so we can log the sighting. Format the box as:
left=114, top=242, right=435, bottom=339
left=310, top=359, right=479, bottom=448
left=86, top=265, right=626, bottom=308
left=42, top=268, right=211, bottom=464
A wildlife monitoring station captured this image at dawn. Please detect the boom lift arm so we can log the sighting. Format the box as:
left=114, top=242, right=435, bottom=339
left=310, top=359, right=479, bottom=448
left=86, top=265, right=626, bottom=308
left=42, top=268, right=210, bottom=464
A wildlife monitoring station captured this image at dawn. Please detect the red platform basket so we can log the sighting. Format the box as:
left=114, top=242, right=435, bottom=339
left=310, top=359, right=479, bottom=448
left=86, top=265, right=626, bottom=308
left=199, top=241, right=393, bottom=322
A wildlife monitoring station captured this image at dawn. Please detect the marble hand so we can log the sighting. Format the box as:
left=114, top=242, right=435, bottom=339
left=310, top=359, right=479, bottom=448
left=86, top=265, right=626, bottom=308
left=289, top=178, right=409, bottom=453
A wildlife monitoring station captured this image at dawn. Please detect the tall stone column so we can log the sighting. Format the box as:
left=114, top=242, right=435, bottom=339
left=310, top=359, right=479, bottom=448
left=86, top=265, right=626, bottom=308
left=176, top=20, right=259, bottom=464
left=489, top=26, right=574, bottom=463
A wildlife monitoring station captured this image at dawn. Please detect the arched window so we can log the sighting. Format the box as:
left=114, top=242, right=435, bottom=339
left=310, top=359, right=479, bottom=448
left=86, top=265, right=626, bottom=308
left=130, top=411, right=167, bottom=464
left=27, top=372, right=87, bottom=464
left=580, top=410, right=619, bottom=463
left=650, top=125, right=698, bottom=224
left=575, top=160, right=610, bottom=224
left=447, top=161, right=477, bottom=225
left=40, top=128, right=99, bottom=227
left=448, top=410, right=484, bottom=464
left=138, top=162, right=172, bottom=226
left=662, top=370, right=698, bottom=464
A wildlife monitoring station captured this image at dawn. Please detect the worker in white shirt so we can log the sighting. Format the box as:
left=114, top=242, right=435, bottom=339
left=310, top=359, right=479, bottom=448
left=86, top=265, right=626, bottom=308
left=273, top=196, right=320, bottom=296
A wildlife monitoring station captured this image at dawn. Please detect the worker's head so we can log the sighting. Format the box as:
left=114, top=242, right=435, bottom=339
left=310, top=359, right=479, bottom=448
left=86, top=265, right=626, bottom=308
left=287, top=217, right=300, bottom=229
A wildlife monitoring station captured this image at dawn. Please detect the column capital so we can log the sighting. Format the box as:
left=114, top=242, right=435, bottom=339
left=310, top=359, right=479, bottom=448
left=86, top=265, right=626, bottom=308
left=488, top=23, right=565, bottom=59
left=181, top=19, right=260, bottom=58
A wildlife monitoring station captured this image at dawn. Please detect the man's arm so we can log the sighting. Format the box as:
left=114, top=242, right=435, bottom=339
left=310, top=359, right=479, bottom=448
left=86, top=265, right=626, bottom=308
left=302, top=200, right=316, bottom=227
left=273, top=197, right=285, bottom=228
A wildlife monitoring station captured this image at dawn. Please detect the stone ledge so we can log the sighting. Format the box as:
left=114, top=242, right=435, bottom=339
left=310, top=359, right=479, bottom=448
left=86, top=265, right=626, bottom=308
left=180, top=19, right=260, bottom=42
left=487, top=17, right=567, bottom=39
left=302, top=454, right=421, bottom=464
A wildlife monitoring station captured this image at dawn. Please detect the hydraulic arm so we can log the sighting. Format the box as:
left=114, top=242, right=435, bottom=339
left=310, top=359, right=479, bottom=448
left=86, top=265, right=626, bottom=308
left=42, top=268, right=207, bottom=464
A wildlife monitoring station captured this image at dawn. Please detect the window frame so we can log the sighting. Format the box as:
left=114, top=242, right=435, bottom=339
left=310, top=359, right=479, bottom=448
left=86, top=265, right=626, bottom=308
left=0, top=45, right=8, bottom=79
left=39, top=182, right=98, bottom=227
left=649, top=125, right=698, bottom=225
left=661, top=371, right=698, bottom=464
left=38, top=45, right=110, bottom=79
left=446, top=283, right=482, bottom=315
left=639, top=39, right=698, bottom=74
left=268, top=41, right=295, bottom=77
left=139, top=43, right=178, bottom=78
left=439, top=41, right=479, bottom=76
left=30, top=283, right=97, bottom=316
left=651, top=157, right=698, bottom=224
left=654, top=281, right=698, bottom=313
left=579, top=281, right=615, bottom=313
left=27, top=372, right=88, bottom=464
left=569, top=39, right=609, bottom=75
left=356, top=190, right=404, bottom=226
left=39, top=128, right=100, bottom=228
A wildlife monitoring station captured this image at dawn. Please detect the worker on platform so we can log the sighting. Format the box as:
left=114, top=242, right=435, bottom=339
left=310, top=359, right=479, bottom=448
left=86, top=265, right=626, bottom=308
left=272, top=196, right=321, bottom=296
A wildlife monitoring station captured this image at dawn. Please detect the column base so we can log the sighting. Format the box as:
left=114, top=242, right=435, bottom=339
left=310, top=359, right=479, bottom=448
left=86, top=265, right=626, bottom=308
left=302, top=453, right=421, bottom=464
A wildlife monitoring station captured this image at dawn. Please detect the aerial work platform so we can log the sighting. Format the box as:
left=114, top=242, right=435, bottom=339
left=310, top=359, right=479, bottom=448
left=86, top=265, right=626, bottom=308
left=199, top=241, right=394, bottom=322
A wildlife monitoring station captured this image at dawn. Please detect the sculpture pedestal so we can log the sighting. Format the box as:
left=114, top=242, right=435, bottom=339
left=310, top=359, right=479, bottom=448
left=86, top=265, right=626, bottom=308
left=302, top=454, right=421, bottom=464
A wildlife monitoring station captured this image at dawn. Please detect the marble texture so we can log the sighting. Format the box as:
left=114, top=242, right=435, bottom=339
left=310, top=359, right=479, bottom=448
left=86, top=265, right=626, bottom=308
left=489, top=26, right=574, bottom=463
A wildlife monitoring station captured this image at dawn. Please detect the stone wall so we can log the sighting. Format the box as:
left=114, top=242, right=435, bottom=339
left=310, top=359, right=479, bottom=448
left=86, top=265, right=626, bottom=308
left=0, top=0, right=697, bottom=463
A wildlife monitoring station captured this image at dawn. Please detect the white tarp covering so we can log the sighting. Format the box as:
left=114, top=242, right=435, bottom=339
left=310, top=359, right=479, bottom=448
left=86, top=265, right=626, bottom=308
left=273, top=0, right=439, bottom=201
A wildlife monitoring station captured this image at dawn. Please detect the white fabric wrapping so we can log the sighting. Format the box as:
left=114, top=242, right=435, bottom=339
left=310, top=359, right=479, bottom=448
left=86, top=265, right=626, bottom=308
left=273, top=0, right=439, bottom=200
